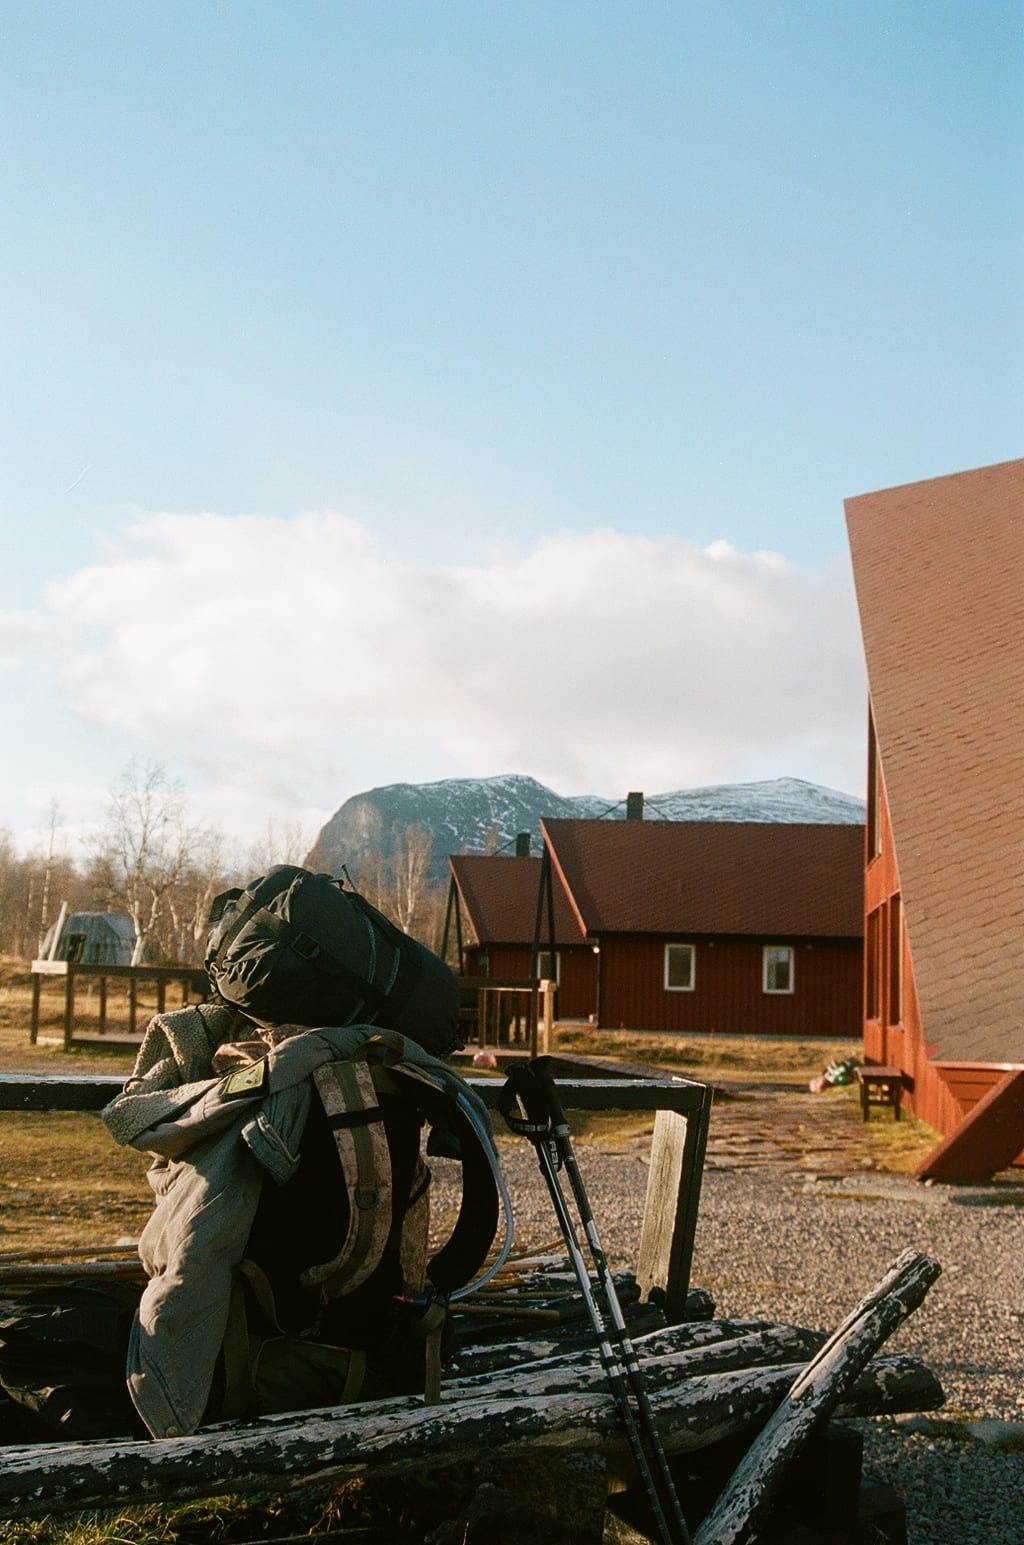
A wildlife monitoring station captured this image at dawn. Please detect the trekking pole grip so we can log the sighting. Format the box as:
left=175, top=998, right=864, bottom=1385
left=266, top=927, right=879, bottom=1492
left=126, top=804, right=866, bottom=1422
left=497, top=1062, right=552, bottom=1138
left=530, top=1056, right=570, bottom=1130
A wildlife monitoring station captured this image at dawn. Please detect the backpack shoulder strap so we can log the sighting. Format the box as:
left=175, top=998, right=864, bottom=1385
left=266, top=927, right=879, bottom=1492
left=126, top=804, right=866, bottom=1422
left=298, top=1059, right=394, bottom=1299
left=387, top=1059, right=512, bottom=1299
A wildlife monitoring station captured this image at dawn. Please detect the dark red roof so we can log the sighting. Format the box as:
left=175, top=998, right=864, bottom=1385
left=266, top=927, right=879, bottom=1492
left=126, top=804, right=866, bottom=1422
left=845, top=457, right=1024, bottom=1064
left=541, top=819, right=864, bottom=938
left=448, top=854, right=585, bottom=946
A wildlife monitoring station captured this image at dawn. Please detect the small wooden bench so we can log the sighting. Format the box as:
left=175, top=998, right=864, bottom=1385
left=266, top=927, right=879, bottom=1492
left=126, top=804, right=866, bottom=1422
left=855, top=1065, right=904, bottom=1121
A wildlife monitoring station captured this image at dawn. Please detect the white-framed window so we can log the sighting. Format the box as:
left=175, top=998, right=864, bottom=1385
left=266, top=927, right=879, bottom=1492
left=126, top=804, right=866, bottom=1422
left=763, top=945, right=794, bottom=994
left=535, top=950, right=560, bottom=984
left=664, top=943, right=696, bottom=992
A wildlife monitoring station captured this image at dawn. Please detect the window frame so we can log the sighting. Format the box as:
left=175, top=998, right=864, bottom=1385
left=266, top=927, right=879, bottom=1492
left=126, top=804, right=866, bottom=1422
left=762, top=944, right=795, bottom=995
left=664, top=942, right=696, bottom=992
left=535, top=949, right=560, bottom=985
left=866, top=907, right=882, bottom=1021
left=867, top=712, right=883, bottom=861
left=887, top=895, right=903, bottom=1026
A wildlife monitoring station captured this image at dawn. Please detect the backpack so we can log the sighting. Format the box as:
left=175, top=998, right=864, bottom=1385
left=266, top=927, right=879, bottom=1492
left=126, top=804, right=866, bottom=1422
left=205, top=866, right=462, bottom=1058
left=214, top=1030, right=511, bottom=1421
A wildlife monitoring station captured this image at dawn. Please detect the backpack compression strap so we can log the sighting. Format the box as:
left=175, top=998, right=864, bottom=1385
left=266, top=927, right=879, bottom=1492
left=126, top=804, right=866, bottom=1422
left=299, top=1059, right=394, bottom=1298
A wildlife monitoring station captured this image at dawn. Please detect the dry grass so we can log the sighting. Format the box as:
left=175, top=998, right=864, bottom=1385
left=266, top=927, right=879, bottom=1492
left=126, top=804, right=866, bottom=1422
left=0, top=961, right=151, bottom=1257
left=0, top=958, right=143, bottom=1078
left=0, top=1111, right=153, bottom=1256
left=553, top=1021, right=862, bottom=1085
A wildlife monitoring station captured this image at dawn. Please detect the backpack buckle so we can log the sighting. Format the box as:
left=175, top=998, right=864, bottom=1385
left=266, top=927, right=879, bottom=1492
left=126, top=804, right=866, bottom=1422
left=290, top=931, right=319, bottom=960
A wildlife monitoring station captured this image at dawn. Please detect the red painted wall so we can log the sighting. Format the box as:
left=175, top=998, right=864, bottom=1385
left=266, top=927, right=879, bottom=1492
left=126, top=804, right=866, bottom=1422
left=594, top=933, right=862, bottom=1037
left=863, top=723, right=1022, bottom=1158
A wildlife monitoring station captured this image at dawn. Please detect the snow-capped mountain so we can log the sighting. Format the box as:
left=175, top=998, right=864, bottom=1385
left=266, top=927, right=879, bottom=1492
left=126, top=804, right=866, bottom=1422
left=306, top=774, right=864, bottom=886
left=644, top=778, right=865, bottom=824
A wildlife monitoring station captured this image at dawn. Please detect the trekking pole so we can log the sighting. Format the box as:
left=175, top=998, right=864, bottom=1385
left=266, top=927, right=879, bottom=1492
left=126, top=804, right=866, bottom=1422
left=498, top=1061, right=692, bottom=1545
left=528, top=1056, right=693, bottom=1545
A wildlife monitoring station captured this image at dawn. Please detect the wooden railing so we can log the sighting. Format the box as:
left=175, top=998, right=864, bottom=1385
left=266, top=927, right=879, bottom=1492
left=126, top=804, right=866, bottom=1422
left=0, top=1067, right=711, bottom=1321
left=455, top=976, right=557, bottom=1057
left=29, top=961, right=210, bottom=1048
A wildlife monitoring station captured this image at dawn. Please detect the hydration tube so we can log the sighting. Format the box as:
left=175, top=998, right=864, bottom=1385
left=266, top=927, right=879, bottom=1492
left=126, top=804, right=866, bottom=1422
left=447, top=1085, right=514, bottom=1300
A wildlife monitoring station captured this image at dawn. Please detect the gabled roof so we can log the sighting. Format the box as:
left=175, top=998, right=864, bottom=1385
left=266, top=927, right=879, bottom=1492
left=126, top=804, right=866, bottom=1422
left=540, top=819, right=864, bottom=938
left=448, top=854, right=585, bottom=946
left=845, top=457, right=1024, bottom=1064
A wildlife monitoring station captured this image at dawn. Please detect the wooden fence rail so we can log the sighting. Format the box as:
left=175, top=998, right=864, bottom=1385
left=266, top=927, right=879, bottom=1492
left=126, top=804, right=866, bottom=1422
left=0, top=1069, right=713, bottom=1320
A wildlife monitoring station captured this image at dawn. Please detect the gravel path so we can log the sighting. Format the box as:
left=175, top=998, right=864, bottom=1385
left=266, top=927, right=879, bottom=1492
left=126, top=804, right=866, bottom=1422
left=491, top=1107, right=1024, bottom=1545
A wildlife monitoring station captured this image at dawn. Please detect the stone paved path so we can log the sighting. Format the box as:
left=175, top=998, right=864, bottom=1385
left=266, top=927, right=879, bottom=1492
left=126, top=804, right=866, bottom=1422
left=700, top=1080, right=926, bottom=1175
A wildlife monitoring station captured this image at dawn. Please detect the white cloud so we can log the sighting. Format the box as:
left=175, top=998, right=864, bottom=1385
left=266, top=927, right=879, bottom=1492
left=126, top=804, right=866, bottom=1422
left=14, top=509, right=867, bottom=836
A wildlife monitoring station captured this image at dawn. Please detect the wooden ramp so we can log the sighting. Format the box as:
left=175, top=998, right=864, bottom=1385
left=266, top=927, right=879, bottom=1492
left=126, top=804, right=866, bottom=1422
left=917, top=1067, right=1024, bottom=1182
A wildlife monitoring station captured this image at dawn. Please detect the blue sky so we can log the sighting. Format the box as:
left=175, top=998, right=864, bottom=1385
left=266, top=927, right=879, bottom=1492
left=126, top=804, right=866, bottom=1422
left=2, top=3, right=1020, bottom=859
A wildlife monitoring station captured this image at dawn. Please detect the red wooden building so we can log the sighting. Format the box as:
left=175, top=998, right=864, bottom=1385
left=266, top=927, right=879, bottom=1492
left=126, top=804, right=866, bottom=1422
left=539, top=818, right=863, bottom=1036
left=445, top=852, right=599, bottom=1019
left=845, top=458, right=1024, bottom=1179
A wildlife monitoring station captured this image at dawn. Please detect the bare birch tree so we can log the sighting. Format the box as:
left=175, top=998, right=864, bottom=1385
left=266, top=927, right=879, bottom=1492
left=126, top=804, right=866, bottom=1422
left=353, top=826, right=445, bottom=951
left=94, top=761, right=212, bottom=963
left=388, top=826, right=434, bottom=934
left=166, top=830, right=232, bottom=965
left=245, top=817, right=315, bottom=878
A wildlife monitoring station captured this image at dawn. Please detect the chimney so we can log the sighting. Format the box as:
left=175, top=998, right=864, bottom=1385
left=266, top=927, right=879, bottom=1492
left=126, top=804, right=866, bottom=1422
left=515, top=832, right=531, bottom=857
left=626, top=792, right=644, bottom=821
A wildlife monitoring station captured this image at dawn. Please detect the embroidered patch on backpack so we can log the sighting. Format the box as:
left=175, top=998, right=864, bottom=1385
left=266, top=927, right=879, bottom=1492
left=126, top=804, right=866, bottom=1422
left=223, top=1059, right=268, bottom=1098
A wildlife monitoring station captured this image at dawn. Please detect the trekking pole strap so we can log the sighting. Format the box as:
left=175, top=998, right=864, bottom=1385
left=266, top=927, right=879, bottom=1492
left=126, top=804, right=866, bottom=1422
left=528, top=1056, right=571, bottom=1130
left=496, top=1061, right=559, bottom=1146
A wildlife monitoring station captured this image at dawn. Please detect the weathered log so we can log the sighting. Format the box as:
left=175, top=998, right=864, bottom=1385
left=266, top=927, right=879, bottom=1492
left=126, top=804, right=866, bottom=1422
left=445, top=1325, right=827, bottom=1402
left=693, top=1249, right=942, bottom=1545
left=447, top=1320, right=824, bottom=1384
left=0, top=1245, right=139, bottom=1262
left=492, top=1260, right=715, bottom=1322
left=0, top=1259, right=145, bottom=1288
left=450, top=1297, right=666, bottom=1350
left=0, top=1351, right=942, bottom=1520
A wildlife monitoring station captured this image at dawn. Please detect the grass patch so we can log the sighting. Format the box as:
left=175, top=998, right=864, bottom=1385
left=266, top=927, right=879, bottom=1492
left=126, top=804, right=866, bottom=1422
left=2, top=1490, right=334, bottom=1544
left=553, top=1025, right=861, bottom=1085
left=0, top=1457, right=605, bottom=1543
left=0, top=1112, right=152, bottom=1254
left=850, top=1105, right=941, bottom=1174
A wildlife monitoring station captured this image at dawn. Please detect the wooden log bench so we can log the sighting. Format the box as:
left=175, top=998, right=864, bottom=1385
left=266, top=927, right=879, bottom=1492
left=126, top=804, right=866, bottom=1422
left=855, top=1064, right=905, bottom=1121
left=0, top=1252, right=944, bottom=1537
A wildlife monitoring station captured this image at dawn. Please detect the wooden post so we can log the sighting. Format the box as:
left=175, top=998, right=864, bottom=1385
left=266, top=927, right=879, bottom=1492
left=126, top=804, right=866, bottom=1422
left=98, top=975, right=108, bottom=1034
left=693, top=1250, right=942, bottom=1545
left=30, top=973, right=41, bottom=1044
left=636, top=1089, right=713, bottom=1321
left=62, top=965, right=75, bottom=1050
left=128, top=976, right=138, bottom=1036
left=541, top=980, right=555, bottom=1054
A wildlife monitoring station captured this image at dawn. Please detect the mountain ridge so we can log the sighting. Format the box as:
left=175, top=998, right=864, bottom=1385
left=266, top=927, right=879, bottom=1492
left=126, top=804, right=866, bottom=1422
left=307, top=773, right=865, bottom=886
